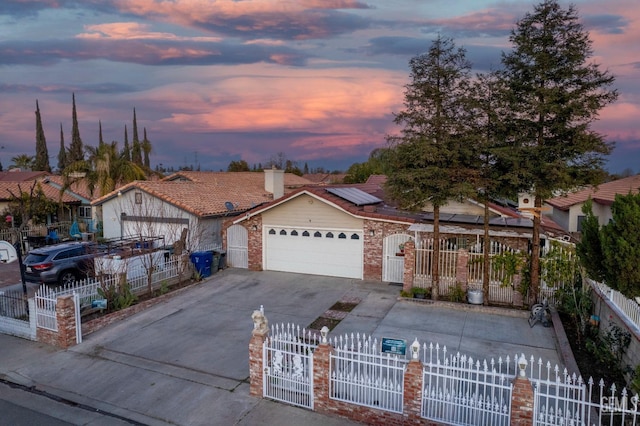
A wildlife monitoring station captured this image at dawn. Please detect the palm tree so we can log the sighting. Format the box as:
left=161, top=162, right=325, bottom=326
left=62, top=141, right=146, bottom=198
left=10, top=154, right=35, bottom=170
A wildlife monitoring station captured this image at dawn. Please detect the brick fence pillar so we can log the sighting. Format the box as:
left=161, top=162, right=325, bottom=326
left=313, top=342, right=333, bottom=413
left=56, top=294, right=78, bottom=349
left=511, top=376, right=535, bottom=426
left=456, top=248, right=469, bottom=291
left=249, top=310, right=269, bottom=397
left=403, top=240, right=416, bottom=293
left=403, top=358, right=424, bottom=425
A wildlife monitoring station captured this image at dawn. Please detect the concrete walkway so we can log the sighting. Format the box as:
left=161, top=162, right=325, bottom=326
left=0, top=269, right=565, bottom=425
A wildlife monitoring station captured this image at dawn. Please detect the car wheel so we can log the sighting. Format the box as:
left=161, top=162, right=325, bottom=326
left=59, top=271, right=77, bottom=286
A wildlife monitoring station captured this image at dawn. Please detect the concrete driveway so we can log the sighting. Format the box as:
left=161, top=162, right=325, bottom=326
left=1, top=268, right=564, bottom=425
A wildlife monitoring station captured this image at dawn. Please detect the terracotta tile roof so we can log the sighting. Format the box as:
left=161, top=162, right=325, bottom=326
left=163, top=171, right=313, bottom=190
left=0, top=181, right=79, bottom=203
left=92, top=171, right=316, bottom=217
left=546, top=174, right=640, bottom=210
left=41, top=175, right=97, bottom=201
left=0, top=171, right=50, bottom=182
left=303, top=173, right=347, bottom=184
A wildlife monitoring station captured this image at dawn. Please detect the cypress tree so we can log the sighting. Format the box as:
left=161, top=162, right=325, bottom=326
left=34, top=100, right=51, bottom=172
left=132, top=108, right=142, bottom=165
left=123, top=125, right=131, bottom=161
left=142, top=127, right=151, bottom=169
left=57, top=123, right=67, bottom=171
left=68, top=93, right=84, bottom=163
left=98, top=120, right=104, bottom=146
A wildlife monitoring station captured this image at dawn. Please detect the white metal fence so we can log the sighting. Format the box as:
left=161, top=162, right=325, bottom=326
left=533, top=367, right=640, bottom=425
left=263, top=323, right=318, bottom=409
left=330, top=333, right=406, bottom=413
left=34, top=287, right=58, bottom=331
left=35, top=257, right=188, bottom=331
left=421, top=343, right=514, bottom=425
left=0, top=288, right=29, bottom=320
left=591, top=279, right=640, bottom=331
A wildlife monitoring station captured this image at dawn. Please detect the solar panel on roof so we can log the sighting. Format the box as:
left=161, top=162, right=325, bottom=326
left=326, top=187, right=382, bottom=206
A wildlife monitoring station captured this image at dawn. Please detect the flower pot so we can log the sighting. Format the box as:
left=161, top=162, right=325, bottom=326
left=467, top=289, right=483, bottom=305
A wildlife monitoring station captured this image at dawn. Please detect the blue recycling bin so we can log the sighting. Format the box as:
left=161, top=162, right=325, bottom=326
left=190, top=251, right=213, bottom=278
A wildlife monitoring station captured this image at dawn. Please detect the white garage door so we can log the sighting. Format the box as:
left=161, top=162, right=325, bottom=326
left=264, top=227, right=363, bottom=279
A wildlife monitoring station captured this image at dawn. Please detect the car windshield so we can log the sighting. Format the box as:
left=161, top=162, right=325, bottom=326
left=25, top=253, right=49, bottom=263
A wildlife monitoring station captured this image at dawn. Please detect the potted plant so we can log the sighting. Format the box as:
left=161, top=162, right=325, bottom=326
left=411, top=286, right=428, bottom=299
left=397, top=243, right=405, bottom=256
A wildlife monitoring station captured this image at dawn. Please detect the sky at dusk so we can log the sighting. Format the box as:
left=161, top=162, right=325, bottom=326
left=0, top=0, right=638, bottom=174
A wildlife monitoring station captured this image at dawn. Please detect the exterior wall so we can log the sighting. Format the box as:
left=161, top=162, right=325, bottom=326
left=98, top=190, right=218, bottom=251
left=363, top=220, right=412, bottom=281
left=262, top=194, right=363, bottom=230
left=247, top=216, right=263, bottom=271
left=549, top=201, right=612, bottom=234
left=591, top=284, right=640, bottom=383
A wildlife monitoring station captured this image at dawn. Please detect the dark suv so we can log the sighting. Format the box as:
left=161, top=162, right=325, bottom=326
left=23, top=241, right=109, bottom=286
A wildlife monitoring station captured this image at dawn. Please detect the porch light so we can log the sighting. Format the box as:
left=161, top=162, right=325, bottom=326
left=518, top=354, right=528, bottom=377
left=410, top=338, right=420, bottom=360
left=369, top=229, right=375, bottom=237
left=320, top=326, right=329, bottom=343
left=251, top=225, right=258, bottom=231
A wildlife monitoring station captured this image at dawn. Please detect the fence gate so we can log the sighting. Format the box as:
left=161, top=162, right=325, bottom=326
left=383, top=234, right=412, bottom=283
left=263, top=323, right=318, bottom=409
left=226, top=224, right=248, bottom=268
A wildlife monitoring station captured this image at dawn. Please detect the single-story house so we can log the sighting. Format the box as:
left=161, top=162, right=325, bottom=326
left=225, top=176, right=542, bottom=283
left=91, top=170, right=313, bottom=251
left=544, top=174, right=640, bottom=234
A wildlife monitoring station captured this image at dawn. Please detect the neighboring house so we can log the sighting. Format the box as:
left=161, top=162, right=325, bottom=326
left=226, top=176, right=539, bottom=282
left=91, top=170, right=314, bottom=251
left=303, top=173, right=347, bottom=185
left=0, top=170, right=50, bottom=182
left=545, top=174, right=640, bottom=234
left=0, top=180, right=80, bottom=224
left=40, top=175, right=98, bottom=230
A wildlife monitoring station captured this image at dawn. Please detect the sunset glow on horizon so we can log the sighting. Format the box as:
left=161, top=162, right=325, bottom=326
left=0, top=0, right=638, bottom=173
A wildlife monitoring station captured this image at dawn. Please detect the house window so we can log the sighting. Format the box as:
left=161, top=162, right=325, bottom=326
left=78, top=206, right=91, bottom=219
left=291, top=230, right=298, bottom=236
left=326, top=232, right=334, bottom=238
left=350, top=233, right=359, bottom=240
left=280, top=229, right=287, bottom=235
left=577, top=215, right=586, bottom=232
left=269, top=229, right=276, bottom=235
left=338, top=233, right=346, bottom=239
left=135, top=192, right=142, bottom=204
left=314, top=231, right=322, bottom=237
left=302, top=231, right=310, bottom=237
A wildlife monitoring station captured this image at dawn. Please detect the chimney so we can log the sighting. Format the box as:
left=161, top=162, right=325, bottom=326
left=264, top=166, right=284, bottom=200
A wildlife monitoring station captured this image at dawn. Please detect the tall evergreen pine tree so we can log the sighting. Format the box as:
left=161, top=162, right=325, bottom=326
left=123, top=125, right=131, bottom=161
left=142, top=128, right=151, bottom=169
left=57, top=123, right=67, bottom=171
left=68, top=93, right=84, bottom=163
left=34, top=100, right=51, bottom=172
left=132, top=108, right=142, bottom=166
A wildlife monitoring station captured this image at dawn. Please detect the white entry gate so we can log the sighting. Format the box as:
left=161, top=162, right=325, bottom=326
left=263, top=323, right=318, bottom=409
left=226, top=224, right=248, bottom=268
left=383, top=234, right=412, bottom=283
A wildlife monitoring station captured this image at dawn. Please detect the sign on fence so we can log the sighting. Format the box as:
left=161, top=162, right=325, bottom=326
left=381, top=337, right=406, bottom=356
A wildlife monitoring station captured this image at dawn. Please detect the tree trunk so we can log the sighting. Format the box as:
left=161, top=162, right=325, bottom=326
left=432, top=205, right=440, bottom=300
left=483, top=200, right=490, bottom=306
left=530, top=195, right=542, bottom=304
